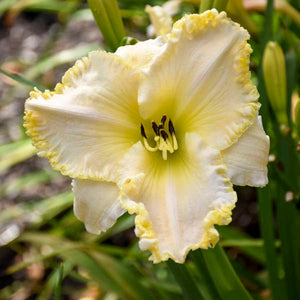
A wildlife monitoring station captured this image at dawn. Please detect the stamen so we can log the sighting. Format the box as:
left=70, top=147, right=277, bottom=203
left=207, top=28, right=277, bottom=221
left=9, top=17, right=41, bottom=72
left=172, top=134, right=178, bottom=150
left=141, top=124, right=157, bottom=152
left=161, top=115, right=167, bottom=126
left=152, top=121, right=159, bottom=135
left=141, top=116, right=178, bottom=159
left=168, top=120, right=175, bottom=134
left=169, top=120, right=178, bottom=150
left=140, top=124, right=147, bottom=139
left=160, top=130, right=168, bottom=141
left=143, top=138, right=158, bottom=152
left=162, top=147, right=167, bottom=160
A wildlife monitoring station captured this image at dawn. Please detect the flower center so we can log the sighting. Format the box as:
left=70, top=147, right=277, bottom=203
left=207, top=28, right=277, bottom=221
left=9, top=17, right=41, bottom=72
left=140, top=115, right=178, bottom=160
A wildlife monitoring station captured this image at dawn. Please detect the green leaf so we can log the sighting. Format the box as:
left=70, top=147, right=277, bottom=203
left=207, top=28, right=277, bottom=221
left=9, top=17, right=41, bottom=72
left=89, top=250, right=157, bottom=300
left=24, top=43, right=100, bottom=81
left=166, top=260, right=205, bottom=300
left=88, top=0, right=125, bottom=51
left=0, top=169, right=61, bottom=198
left=0, top=139, right=36, bottom=173
left=37, top=261, right=73, bottom=300
left=54, top=263, right=64, bottom=300
left=258, top=186, right=286, bottom=300
left=218, top=226, right=266, bottom=264
left=200, top=244, right=252, bottom=300
left=190, top=251, right=222, bottom=300
left=0, top=68, right=45, bottom=90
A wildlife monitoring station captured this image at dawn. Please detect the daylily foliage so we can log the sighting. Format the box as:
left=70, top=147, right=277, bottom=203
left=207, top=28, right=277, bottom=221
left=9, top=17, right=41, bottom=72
left=24, top=9, right=269, bottom=263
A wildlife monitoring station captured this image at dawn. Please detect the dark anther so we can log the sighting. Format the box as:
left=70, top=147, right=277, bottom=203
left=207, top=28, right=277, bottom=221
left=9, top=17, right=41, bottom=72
left=158, top=124, right=164, bottom=131
left=152, top=122, right=159, bottom=135
left=168, top=120, right=175, bottom=134
left=161, top=115, right=167, bottom=126
left=160, top=130, right=168, bottom=141
left=141, top=124, right=147, bottom=139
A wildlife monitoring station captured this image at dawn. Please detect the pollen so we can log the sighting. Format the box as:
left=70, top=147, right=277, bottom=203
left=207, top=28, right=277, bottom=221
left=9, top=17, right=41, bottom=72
left=140, top=116, right=178, bottom=160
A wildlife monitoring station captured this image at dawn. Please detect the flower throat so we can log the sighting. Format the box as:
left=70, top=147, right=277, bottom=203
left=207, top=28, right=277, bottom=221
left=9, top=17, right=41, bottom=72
left=140, top=115, right=178, bottom=160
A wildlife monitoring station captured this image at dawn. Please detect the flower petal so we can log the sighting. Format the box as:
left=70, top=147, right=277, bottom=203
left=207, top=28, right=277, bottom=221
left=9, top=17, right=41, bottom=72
left=222, top=115, right=270, bottom=187
left=145, top=5, right=173, bottom=39
left=115, top=37, right=165, bottom=69
left=24, top=51, right=141, bottom=181
left=138, top=10, right=259, bottom=150
left=117, top=133, right=236, bottom=263
left=73, top=179, right=125, bottom=234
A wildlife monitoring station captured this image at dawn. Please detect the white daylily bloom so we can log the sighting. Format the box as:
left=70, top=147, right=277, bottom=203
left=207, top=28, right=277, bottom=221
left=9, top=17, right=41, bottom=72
left=24, top=10, right=269, bottom=263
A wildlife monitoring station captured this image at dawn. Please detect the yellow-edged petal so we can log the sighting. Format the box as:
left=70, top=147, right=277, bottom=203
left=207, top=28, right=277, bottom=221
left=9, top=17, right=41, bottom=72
left=222, top=115, right=270, bottom=187
left=145, top=5, right=173, bottom=39
left=138, top=10, right=259, bottom=150
left=117, top=132, right=236, bottom=263
left=115, top=37, right=166, bottom=69
left=73, top=179, right=125, bottom=234
left=24, top=51, right=141, bottom=181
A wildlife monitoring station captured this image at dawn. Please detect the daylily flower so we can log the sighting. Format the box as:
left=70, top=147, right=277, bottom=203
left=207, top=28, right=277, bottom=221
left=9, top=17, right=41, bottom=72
left=24, top=10, right=269, bottom=263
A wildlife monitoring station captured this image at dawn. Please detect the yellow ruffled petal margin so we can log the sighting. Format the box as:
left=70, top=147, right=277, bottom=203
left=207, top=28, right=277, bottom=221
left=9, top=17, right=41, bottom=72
left=117, top=136, right=237, bottom=263
left=24, top=56, right=93, bottom=178
left=139, top=9, right=259, bottom=150
left=24, top=51, right=140, bottom=180
left=119, top=179, right=236, bottom=263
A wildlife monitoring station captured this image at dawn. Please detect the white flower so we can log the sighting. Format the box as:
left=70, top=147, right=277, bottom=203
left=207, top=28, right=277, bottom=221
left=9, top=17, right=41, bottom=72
left=24, top=10, right=269, bottom=263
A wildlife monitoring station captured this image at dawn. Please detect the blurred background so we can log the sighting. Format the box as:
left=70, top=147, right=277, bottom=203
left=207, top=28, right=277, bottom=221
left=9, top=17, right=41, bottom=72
left=0, top=0, right=300, bottom=299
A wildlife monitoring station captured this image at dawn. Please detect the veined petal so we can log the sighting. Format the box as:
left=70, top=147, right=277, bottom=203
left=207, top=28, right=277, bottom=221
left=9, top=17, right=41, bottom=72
left=73, top=179, right=125, bottom=234
left=117, top=133, right=236, bottom=263
left=115, top=37, right=166, bottom=69
left=222, top=116, right=270, bottom=187
left=138, top=10, right=259, bottom=150
left=24, top=51, right=141, bottom=181
left=145, top=5, right=173, bottom=39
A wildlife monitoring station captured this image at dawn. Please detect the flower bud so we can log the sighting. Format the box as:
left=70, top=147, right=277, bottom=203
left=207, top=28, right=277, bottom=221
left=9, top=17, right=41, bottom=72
left=263, top=41, right=289, bottom=128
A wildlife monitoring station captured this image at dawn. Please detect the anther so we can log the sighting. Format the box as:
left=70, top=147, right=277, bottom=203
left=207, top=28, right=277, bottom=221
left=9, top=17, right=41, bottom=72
left=160, top=130, right=168, bottom=141
left=141, top=116, right=178, bottom=159
left=140, top=124, right=147, bottom=139
left=152, top=121, right=159, bottom=135
left=161, top=115, right=167, bottom=126
left=168, top=120, right=178, bottom=150
left=168, top=120, right=175, bottom=134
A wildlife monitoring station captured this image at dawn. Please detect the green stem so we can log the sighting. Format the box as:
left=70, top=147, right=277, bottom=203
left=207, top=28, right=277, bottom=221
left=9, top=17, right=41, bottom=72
left=276, top=135, right=300, bottom=300
left=166, top=260, right=204, bottom=300
left=200, top=244, right=252, bottom=300
left=258, top=187, right=285, bottom=300
left=87, top=0, right=125, bottom=51
left=199, top=0, right=214, bottom=13
left=213, top=0, right=228, bottom=12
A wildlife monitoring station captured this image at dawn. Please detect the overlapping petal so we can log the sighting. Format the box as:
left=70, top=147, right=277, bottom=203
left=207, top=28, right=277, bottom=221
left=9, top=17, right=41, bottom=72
left=117, top=133, right=237, bottom=263
left=73, top=179, right=124, bottom=234
left=115, top=37, right=166, bottom=69
left=222, top=116, right=270, bottom=187
left=24, top=51, right=141, bottom=181
left=138, top=10, right=259, bottom=150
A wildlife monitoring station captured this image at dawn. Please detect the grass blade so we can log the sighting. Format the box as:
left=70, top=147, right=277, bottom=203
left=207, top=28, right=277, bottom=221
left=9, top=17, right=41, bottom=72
left=190, top=251, right=222, bottom=300
left=0, top=67, right=45, bottom=90
left=54, top=263, right=64, bottom=300
left=200, top=244, right=252, bottom=300
left=166, top=260, right=204, bottom=300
